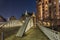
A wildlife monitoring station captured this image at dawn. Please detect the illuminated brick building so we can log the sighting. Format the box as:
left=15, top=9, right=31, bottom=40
left=36, top=0, right=43, bottom=21
left=36, top=0, right=60, bottom=27
left=36, top=0, right=49, bottom=21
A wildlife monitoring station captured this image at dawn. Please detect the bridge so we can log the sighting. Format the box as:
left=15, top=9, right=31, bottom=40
left=0, top=17, right=60, bottom=40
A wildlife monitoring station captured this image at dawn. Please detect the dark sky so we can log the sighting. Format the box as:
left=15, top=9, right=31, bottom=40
left=0, top=0, right=36, bottom=19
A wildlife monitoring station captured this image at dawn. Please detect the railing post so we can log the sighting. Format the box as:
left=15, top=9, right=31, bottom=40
left=1, top=32, right=4, bottom=40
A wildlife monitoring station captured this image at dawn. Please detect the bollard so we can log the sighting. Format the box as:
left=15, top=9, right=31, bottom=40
left=1, top=32, right=4, bottom=40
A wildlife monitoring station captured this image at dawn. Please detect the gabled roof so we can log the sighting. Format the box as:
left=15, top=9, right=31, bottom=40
left=0, top=15, right=6, bottom=22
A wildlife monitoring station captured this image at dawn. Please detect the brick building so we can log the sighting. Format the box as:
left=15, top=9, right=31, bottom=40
left=36, top=0, right=60, bottom=27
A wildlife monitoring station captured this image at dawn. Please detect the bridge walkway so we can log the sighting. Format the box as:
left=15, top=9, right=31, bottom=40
left=5, top=27, right=49, bottom=40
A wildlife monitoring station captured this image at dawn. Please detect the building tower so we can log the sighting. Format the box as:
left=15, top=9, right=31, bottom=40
left=43, top=0, right=49, bottom=20
left=36, top=0, right=49, bottom=21
left=36, top=0, right=43, bottom=21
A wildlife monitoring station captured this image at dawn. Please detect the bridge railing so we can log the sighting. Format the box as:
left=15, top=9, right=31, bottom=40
left=0, top=20, right=24, bottom=40
left=0, top=20, right=23, bottom=28
left=37, top=22, right=60, bottom=40
left=16, top=17, right=34, bottom=37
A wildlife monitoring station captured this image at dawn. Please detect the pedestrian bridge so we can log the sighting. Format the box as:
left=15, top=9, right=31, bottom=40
left=0, top=20, right=23, bottom=28
left=0, top=17, right=60, bottom=40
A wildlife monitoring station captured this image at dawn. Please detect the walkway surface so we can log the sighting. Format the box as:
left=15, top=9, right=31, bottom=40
left=4, top=27, right=49, bottom=40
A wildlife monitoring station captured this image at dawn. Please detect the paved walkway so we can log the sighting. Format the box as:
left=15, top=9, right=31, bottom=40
left=5, top=27, right=49, bottom=40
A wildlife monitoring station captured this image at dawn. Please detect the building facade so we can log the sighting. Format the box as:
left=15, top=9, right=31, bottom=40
left=36, top=0, right=49, bottom=21
left=36, top=0, right=59, bottom=27
left=9, top=16, right=16, bottom=21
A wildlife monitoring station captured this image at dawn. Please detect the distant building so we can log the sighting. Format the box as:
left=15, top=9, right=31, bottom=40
left=9, top=16, right=16, bottom=21
left=20, top=11, right=36, bottom=23
left=20, top=11, right=34, bottom=20
left=0, top=15, right=6, bottom=22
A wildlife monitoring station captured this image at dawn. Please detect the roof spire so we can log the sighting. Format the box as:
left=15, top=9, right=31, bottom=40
left=25, top=10, right=28, bottom=16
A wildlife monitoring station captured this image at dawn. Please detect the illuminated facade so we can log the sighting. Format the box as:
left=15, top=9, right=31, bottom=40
left=36, top=0, right=59, bottom=26
left=36, top=0, right=59, bottom=20
left=36, top=0, right=43, bottom=20
left=59, top=1, right=60, bottom=19
left=36, top=0, right=49, bottom=21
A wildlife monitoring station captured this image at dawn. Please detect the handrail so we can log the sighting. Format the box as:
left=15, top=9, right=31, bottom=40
left=0, top=20, right=22, bottom=28
left=0, top=20, right=23, bottom=40
left=16, top=17, right=31, bottom=37
left=37, top=22, right=60, bottom=40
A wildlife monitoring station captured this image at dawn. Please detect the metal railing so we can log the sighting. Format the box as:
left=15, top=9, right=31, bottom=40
left=37, top=22, right=60, bottom=40
left=0, top=20, right=23, bottom=28
left=16, top=17, right=34, bottom=37
left=0, top=20, right=23, bottom=40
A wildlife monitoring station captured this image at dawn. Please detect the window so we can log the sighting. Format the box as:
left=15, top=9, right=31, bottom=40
left=59, top=9, right=60, bottom=11
left=39, top=0, right=41, bottom=1
left=49, top=11, right=51, bottom=13
left=42, top=5, right=44, bottom=8
left=59, top=5, right=60, bottom=7
left=46, top=1, right=48, bottom=4
left=45, top=10, right=48, bottom=12
left=54, top=2, right=56, bottom=4
left=49, top=0, right=51, bottom=3
left=42, top=2, right=44, bottom=5
left=54, top=9, right=56, bottom=12
left=43, top=8, right=44, bottom=11
left=53, top=6, right=56, bottom=8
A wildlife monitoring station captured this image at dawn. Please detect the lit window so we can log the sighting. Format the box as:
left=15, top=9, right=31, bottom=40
left=54, top=2, right=56, bottom=4
left=59, top=0, right=60, bottom=3
left=57, top=17, right=60, bottom=19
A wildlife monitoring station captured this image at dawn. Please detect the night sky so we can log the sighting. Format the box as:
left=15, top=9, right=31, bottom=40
left=0, top=0, right=36, bottom=19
